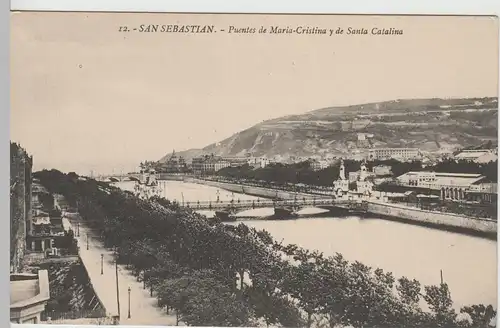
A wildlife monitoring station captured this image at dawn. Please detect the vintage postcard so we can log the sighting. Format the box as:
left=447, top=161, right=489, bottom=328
left=10, top=11, right=499, bottom=327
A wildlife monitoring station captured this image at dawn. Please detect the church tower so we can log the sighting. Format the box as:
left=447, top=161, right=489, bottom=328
left=339, top=159, right=346, bottom=180
left=359, top=159, right=368, bottom=181
left=334, top=158, right=349, bottom=197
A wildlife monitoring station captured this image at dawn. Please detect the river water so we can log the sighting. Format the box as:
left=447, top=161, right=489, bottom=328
left=114, top=180, right=497, bottom=310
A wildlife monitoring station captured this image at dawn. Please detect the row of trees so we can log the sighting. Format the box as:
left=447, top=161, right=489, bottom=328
left=33, top=169, right=497, bottom=327
left=216, top=159, right=498, bottom=187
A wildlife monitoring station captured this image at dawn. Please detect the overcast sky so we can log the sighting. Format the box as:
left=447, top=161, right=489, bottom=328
left=10, top=13, right=499, bottom=175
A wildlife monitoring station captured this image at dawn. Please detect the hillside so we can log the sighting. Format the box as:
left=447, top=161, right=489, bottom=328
left=159, top=97, right=498, bottom=162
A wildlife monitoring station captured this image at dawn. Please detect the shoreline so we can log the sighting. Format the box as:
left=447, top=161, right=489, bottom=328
left=179, top=178, right=498, bottom=240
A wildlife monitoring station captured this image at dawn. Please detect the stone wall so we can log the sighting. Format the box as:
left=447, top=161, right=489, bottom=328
left=367, top=200, right=497, bottom=236
left=186, top=178, right=318, bottom=200
left=10, top=142, right=33, bottom=273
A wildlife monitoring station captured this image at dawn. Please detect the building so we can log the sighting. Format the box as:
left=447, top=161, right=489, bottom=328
left=192, top=154, right=231, bottom=175
left=368, top=148, right=420, bottom=161
left=10, top=142, right=33, bottom=273
left=356, top=161, right=374, bottom=196
left=221, top=156, right=249, bottom=168
left=466, top=182, right=498, bottom=203
left=26, top=210, right=55, bottom=253
left=454, top=149, right=498, bottom=163
left=396, top=171, right=493, bottom=201
left=333, top=159, right=350, bottom=197
left=161, top=150, right=187, bottom=173
left=334, top=160, right=374, bottom=197
left=247, top=157, right=270, bottom=168
left=10, top=270, right=50, bottom=324
left=308, top=159, right=329, bottom=171
left=349, top=170, right=376, bottom=182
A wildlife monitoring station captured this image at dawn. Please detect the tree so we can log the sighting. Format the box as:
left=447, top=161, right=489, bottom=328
left=156, top=270, right=254, bottom=326
left=423, top=283, right=457, bottom=328
left=460, top=304, right=496, bottom=328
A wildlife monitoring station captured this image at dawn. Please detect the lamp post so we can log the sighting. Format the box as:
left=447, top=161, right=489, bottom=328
left=76, top=222, right=80, bottom=237
left=127, top=287, right=131, bottom=319
left=101, top=254, right=104, bottom=275
left=115, top=258, right=121, bottom=319
left=86, top=234, right=89, bottom=250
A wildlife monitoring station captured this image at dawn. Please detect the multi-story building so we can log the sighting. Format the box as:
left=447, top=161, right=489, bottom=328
left=246, top=157, right=270, bottom=168
left=308, top=159, right=330, bottom=171
left=221, top=157, right=249, bottom=168
left=161, top=150, right=187, bottom=173
left=368, top=148, right=421, bottom=161
left=396, top=171, right=494, bottom=202
left=10, top=142, right=33, bottom=273
left=454, top=149, right=498, bottom=164
left=191, top=154, right=231, bottom=175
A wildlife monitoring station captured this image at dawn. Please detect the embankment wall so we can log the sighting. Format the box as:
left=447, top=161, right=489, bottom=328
left=186, top=178, right=497, bottom=238
left=186, top=178, right=318, bottom=200
left=367, top=200, right=497, bottom=238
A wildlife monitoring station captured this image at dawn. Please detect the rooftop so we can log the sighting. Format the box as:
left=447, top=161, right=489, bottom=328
left=10, top=270, right=50, bottom=308
left=404, top=171, right=483, bottom=178
left=10, top=279, right=37, bottom=304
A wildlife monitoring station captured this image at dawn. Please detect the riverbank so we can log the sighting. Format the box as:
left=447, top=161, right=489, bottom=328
left=367, top=200, right=497, bottom=240
left=33, top=170, right=497, bottom=327
left=188, top=178, right=497, bottom=239
left=186, top=177, right=323, bottom=200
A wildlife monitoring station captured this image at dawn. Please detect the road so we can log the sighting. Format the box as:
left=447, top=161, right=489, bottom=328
left=67, top=215, right=179, bottom=326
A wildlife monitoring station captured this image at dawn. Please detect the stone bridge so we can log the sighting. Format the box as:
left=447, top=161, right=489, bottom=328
left=182, top=197, right=368, bottom=216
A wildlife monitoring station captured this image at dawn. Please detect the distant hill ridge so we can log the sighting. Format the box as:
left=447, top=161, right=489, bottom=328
left=159, top=97, right=498, bottom=162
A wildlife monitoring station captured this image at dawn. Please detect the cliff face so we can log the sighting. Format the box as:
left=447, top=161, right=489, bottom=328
left=161, top=97, right=498, bottom=162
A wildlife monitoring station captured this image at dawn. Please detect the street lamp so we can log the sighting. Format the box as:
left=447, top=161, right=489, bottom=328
left=86, top=234, right=89, bottom=250
left=127, top=287, right=131, bottom=319
left=101, top=254, right=104, bottom=275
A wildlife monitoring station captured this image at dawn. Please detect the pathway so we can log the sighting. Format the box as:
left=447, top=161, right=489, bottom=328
left=66, top=215, right=179, bottom=326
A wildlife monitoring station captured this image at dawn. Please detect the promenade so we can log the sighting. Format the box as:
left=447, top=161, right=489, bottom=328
left=66, top=215, right=179, bottom=325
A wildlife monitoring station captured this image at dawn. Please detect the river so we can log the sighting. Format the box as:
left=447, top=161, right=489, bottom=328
left=113, top=180, right=497, bottom=310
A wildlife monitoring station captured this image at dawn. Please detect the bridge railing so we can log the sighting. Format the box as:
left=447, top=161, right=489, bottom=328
left=181, top=197, right=356, bottom=209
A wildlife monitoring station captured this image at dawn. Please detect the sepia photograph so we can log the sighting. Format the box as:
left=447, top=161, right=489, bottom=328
left=9, top=11, right=499, bottom=327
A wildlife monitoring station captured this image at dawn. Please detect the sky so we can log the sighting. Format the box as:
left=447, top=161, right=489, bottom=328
left=10, top=13, right=499, bottom=175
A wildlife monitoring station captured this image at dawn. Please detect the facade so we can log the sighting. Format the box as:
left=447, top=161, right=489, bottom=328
left=396, top=171, right=491, bottom=201
left=161, top=150, right=187, bottom=173
left=333, top=160, right=350, bottom=197
left=10, top=270, right=50, bottom=324
left=222, top=157, right=249, bottom=168
left=368, top=148, right=420, bottom=161
left=454, top=149, right=498, bottom=163
left=10, top=142, right=33, bottom=273
left=333, top=160, right=374, bottom=197
left=27, top=210, right=54, bottom=253
left=356, top=162, right=374, bottom=196
left=466, top=182, right=498, bottom=203
left=192, top=154, right=231, bottom=175
left=31, top=183, right=49, bottom=211
left=308, top=159, right=329, bottom=171
left=247, top=157, right=270, bottom=168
